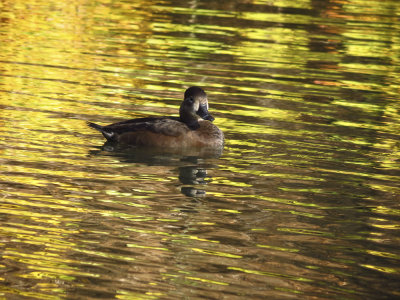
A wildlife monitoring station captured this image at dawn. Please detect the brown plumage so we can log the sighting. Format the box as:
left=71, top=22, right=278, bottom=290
left=88, top=87, right=224, bottom=148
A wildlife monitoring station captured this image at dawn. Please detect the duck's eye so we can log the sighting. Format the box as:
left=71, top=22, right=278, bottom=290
left=187, top=97, right=194, bottom=103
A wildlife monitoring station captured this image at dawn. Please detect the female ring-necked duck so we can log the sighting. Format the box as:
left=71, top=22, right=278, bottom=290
left=88, top=86, right=224, bottom=148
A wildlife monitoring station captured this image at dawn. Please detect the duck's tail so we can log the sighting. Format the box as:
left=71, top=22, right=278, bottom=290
left=87, top=122, right=104, bottom=132
left=87, top=122, right=115, bottom=141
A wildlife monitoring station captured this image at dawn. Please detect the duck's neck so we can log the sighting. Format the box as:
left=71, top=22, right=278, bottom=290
left=180, top=109, right=200, bottom=130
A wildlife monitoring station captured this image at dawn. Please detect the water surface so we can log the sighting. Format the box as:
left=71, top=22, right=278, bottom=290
left=1, top=0, right=400, bottom=299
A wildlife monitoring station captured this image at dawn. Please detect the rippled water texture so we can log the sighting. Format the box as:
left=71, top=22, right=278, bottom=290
left=1, top=0, right=400, bottom=299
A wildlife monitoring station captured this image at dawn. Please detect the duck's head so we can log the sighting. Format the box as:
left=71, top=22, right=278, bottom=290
left=180, top=86, right=215, bottom=129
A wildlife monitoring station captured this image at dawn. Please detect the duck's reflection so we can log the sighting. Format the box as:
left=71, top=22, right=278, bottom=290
left=179, top=166, right=208, bottom=197
left=89, top=141, right=223, bottom=197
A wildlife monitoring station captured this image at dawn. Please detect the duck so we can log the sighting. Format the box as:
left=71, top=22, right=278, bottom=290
left=88, top=86, right=224, bottom=148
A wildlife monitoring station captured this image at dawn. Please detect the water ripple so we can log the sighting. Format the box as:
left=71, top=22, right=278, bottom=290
left=1, top=0, right=400, bottom=299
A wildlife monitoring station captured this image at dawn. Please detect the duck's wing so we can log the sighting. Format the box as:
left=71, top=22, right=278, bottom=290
left=88, top=117, right=188, bottom=142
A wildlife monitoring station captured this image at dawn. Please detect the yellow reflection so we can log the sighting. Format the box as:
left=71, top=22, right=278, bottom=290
left=152, top=5, right=234, bottom=18
left=125, top=227, right=219, bottom=244
left=185, top=276, right=228, bottom=286
left=257, top=244, right=300, bottom=253
left=3, top=250, right=97, bottom=278
left=372, top=206, right=400, bottom=216
left=228, top=267, right=314, bottom=282
left=370, top=224, right=400, bottom=230
left=253, top=0, right=311, bottom=9
left=366, top=250, right=400, bottom=260
left=264, top=208, right=324, bottom=219
left=278, top=228, right=334, bottom=237
left=360, top=264, right=399, bottom=274
left=190, top=248, right=242, bottom=259
left=161, top=273, right=228, bottom=288
left=116, top=290, right=164, bottom=299
left=217, top=209, right=240, bottom=214
left=75, top=248, right=135, bottom=262
left=0, top=286, right=63, bottom=300
left=127, top=244, right=169, bottom=251
left=0, top=1, right=399, bottom=298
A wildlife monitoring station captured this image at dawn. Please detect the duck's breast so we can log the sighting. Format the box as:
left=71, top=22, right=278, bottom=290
left=190, top=120, right=224, bottom=148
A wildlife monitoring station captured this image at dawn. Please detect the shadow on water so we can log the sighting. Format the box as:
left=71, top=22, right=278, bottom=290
left=89, top=142, right=224, bottom=198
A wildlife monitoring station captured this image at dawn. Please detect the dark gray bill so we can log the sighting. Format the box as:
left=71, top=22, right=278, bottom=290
left=196, top=104, right=215, bottom=121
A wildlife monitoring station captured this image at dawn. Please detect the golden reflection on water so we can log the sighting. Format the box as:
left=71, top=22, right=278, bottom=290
left=1, top=0, right=400, bottom=299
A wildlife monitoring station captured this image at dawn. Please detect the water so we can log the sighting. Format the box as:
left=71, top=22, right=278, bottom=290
left=1, top=0, right=399, bottom=299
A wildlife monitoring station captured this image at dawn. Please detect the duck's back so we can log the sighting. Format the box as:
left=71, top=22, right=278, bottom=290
left=108, top=117, right=185, bottom=136
left=116, top=117, right=191, bottom=146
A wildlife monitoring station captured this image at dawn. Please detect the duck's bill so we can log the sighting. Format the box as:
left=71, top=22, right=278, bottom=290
left=197, top=104, right=215, bottom=121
